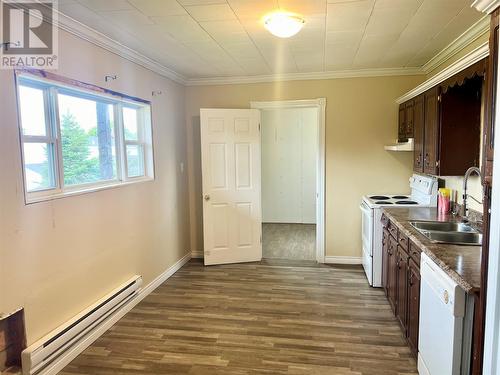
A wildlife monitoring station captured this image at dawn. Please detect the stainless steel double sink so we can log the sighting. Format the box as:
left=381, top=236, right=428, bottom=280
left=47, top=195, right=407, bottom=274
left=409, top=220, right=482, bottom=246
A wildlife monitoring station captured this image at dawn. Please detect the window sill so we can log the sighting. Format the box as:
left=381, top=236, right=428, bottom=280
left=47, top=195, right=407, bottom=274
left=25, top=177, right=154, bottom=205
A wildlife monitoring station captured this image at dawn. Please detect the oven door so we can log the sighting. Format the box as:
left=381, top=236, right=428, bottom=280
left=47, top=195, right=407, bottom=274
left=360, top=200, right=374, bottom=285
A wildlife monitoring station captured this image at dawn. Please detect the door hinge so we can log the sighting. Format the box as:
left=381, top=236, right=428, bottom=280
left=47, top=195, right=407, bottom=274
left=260, top=235, right=262, bottom=244
left=258, top=123, right=261, bottom=131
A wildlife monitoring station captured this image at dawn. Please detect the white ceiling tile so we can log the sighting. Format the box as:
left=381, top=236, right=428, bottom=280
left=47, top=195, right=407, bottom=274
left=278, top=0, right=326, bottom=14
left=77, top=0, right=134, bottom=11
left=326, top=0, right=374, bottom=32
left=186, top=4, right=238, bottom=21
left=128, top=0, right=187, bottom=16
left=102, top=10, right=155, bottom=27
left=177, top=0, right=225, bottom=5
left=153, top=15, right=212, bottom=42
left=228, top=0, right=279, bottom=20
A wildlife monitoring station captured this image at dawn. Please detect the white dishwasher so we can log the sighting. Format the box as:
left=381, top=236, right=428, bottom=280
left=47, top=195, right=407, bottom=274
left=418, top=253, right=474, bottom=375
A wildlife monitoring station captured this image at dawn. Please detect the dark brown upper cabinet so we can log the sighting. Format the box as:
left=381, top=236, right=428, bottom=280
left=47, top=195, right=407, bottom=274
left=439, top=75, right=482, bottom=176
left=398, top=104, right=406, bottom=141
left=413, top=94, right=425, bottom=173
left=398, top=59, right=487, bottom=176
left=424, top=87, right=440, bottom=175
left=398, top=100, right=414, bottom=141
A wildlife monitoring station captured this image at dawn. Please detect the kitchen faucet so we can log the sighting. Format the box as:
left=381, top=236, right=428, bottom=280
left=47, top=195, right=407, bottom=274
left=462, top=166, right=483, bottom=221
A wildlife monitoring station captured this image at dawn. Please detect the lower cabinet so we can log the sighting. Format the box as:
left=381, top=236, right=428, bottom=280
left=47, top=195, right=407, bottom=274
left=387, top=235, right=399, bottom=313
left=396, top=245, right=409, bottom=333
left=407, top=258, right=421, bottom=357
left=381, top=213, right=421, bottom=359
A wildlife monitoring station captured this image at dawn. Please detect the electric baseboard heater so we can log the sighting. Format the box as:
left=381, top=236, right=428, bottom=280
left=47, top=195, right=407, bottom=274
left=22, top=275, right=142, bottom=375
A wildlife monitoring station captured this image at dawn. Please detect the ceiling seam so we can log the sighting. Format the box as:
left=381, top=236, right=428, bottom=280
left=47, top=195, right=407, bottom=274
left=378, top=0, right=425, bottom=68
left=225, top=0, right=274, bottom=74
left=350, top=0, right=377, bottom=69
left=405, top=5, right=471, bottom=68
left=175, top=0, right=249, bottom=77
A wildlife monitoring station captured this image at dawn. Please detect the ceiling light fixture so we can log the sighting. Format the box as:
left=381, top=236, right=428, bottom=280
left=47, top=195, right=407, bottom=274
left=264, top=12, right=305, bottom=38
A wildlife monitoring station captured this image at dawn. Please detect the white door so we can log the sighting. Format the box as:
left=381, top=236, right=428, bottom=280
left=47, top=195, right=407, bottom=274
left=200, top=108, right=262, bottom=265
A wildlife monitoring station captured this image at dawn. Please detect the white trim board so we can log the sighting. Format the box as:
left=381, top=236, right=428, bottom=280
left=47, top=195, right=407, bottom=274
left=396, top=42, right=490, bottom=104
left=185, top=68, right=424, bottom=86
left=422, top=16, right=490, bottom=74
left=251, top=99, right=326, bottom=263
left=191, top=250, right=204, bottom=259
left=472, top=0, right=500, bottom=14
left=36, top=252, right=192, bottom=375
left=55, top=9, right=188, bottom=85
left=324, top=256, right=363, bottom=265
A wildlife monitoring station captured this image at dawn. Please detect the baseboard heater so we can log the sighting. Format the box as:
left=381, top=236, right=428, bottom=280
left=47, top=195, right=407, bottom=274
left=22, top=275, right=143, bottom=375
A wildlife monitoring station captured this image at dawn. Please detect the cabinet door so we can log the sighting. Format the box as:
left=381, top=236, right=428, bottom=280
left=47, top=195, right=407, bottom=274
left=424, top=87, right=440, bottom=175
left=382, top=229, right=389, bottom=294
left=405, top=100, right=414, bottom=138
left=396, top=246, right=409, bottom=333
left=387, top=235, right=398, bottom=313
left=407, top=258, right=420, bottom=358
left=413, top=95, right=425, bottom=173
left=398, top=104, right=406, bottom=141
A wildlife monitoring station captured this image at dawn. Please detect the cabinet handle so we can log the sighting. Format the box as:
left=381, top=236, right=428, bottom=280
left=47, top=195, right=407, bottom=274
left=409, top=272, right=414, bottom=286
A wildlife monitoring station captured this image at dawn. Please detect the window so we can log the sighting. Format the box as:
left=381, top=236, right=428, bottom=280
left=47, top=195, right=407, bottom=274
left=16, top=73, right=154, bottom=203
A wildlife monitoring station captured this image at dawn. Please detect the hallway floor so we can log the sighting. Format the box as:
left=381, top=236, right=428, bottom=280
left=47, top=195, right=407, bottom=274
left=60, top=259, right=417, bottom=375
left=262, top=223, right=316, bottom=260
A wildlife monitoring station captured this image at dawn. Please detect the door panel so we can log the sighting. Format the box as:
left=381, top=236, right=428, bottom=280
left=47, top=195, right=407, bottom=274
left=201, top=109, right=262, bottom=265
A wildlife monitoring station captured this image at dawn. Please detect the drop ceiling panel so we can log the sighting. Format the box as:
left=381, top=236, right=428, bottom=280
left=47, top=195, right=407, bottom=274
left=186, top=4, right=237, bottom=21
left=128, top=0, right=187, bottom=16
left=60, top=0, right=483, bottom=80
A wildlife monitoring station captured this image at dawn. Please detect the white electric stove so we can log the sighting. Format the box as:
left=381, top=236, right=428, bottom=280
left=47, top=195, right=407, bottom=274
left=360, top=174, right=438, bottom=287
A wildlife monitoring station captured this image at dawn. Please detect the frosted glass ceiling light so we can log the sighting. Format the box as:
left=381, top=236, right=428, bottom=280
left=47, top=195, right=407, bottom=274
left=264, top=12, right=305, bottom=38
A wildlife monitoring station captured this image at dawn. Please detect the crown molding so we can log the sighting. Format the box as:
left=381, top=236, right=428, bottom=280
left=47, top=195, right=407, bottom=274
left=184, top=67, right=425, bottom=86
left=472, top=0, right=500, bottom=14
left=396, top=42, right=489, bottom=104
left=54, top=9, right=188, bottom=85
left=422, top=16, right=490, bottom=74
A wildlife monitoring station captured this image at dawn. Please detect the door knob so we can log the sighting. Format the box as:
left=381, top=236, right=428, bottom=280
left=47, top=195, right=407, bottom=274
left=204, top=194, right=210, bottom=201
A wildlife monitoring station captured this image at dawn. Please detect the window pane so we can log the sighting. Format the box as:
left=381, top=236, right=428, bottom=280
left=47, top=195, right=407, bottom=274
left=58, top=93, right=117, bottom=186
left=19, top=85, right=47, bottom=136
left=126, top=144, right=144, bottom=177
left=23, top=143, right=55, bottom=191
left=123, top=107, right=138, bottom=141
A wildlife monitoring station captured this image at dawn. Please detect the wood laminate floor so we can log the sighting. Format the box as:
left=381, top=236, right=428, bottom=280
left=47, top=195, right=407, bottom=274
left=60, top=259, right=417, bottom=375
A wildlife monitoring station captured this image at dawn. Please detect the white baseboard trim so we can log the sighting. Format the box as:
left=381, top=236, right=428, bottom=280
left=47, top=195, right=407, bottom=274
left=324, top=256, right=363, bottom=265
left=191, top=250, right=204, bottom=259
left=37, top=252, right=192, bottom=375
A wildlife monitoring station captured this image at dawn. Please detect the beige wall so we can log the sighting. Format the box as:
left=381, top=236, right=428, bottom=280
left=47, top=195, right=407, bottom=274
left=0, top=29, right=190, bottom=344
left=185, top=75, right=425, bottom=259
left=426, top=31, right=490, bottom=213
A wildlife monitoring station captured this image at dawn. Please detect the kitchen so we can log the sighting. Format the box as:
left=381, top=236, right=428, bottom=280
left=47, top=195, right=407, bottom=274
left=2, top=1, right=500, bottom=375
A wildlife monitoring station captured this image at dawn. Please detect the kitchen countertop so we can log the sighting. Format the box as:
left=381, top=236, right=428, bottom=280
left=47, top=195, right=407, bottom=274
left=382, top=207, right=482, bottom=294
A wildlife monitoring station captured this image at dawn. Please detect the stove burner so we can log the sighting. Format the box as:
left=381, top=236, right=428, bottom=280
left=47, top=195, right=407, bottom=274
left=392, top=195, right=409, bottom=199
left=370, top=195, right=390, bottom=200
left=376, top=201, right=393, bottom=204
left=396, top=200, right=418, bottom=205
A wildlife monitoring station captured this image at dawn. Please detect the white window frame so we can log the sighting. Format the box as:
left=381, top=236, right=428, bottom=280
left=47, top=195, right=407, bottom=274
left=16, top=73, right=155, bottom=204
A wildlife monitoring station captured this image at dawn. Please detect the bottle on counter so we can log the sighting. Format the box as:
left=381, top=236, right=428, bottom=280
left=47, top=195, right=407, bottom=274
left=438, top=188, right=451, bottom=215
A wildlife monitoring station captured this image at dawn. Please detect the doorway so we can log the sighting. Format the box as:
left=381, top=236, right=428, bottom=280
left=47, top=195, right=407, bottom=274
left=251, top=99, right=326, bottom=263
